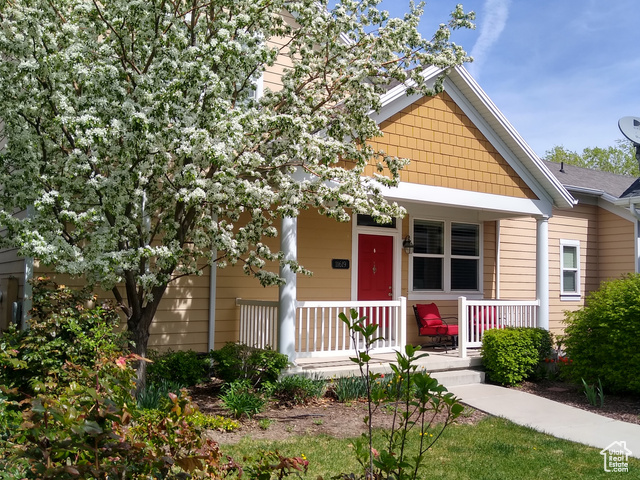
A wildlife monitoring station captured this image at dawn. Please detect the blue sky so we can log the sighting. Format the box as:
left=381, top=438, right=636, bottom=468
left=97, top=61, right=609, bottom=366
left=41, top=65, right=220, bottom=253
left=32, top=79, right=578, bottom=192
left=374, top=1, right=640, bottom=157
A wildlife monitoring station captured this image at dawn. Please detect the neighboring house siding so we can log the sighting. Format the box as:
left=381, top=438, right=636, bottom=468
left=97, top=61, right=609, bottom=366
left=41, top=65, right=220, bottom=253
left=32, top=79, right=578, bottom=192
left=0, top=249, right=25, bottom=290
left=368, top=93, right=538, bottom=200
left=263, top=12, right=297, bottom=92
left=597, top=208, right=635, bottom=283
left=33, top=262, right=212, bottom=352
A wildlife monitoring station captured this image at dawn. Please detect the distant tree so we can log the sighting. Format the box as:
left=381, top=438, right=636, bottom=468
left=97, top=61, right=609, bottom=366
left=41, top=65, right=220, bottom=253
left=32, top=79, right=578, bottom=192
left=0, top=0, right=474, bottom=384
left=544, top=140, right=639, bottom=176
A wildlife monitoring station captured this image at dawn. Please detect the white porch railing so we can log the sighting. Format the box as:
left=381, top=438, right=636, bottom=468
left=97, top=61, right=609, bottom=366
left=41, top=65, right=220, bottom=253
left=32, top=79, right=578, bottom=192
left=236, top=297, right=407, bottom=358
left=236, top=299, right=279, bottom=350
left=457, top=296, right=540, bottom=358
left=295, top=298, right=407, bottom=358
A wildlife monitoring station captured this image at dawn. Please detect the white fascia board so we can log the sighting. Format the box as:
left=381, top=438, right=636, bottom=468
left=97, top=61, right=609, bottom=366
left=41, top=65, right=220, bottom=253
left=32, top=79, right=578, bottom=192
left=371, top=66, right=442, bottom=124
left=449, top=67, right=575, bottom=209
left=445, top=66, right=577, bottom=207
left=598, top=198, right=637, bottom=223
left=379, top=181, right=552, bottom=217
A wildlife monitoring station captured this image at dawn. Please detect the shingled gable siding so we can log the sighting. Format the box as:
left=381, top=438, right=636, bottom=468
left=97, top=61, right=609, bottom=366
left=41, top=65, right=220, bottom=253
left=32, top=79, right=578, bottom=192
left=367, top=92, right=538, bottom=200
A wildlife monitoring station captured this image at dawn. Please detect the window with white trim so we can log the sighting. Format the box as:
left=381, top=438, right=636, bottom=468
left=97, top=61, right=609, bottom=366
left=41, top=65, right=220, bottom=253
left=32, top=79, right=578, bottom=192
left=411, top=219, right=480, bottom=293
left=560, top=240, right=580, bottom=298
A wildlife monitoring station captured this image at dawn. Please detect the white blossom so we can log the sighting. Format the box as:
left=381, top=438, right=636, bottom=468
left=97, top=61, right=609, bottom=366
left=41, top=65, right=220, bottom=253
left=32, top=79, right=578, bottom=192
left=0, top=0, right=473, bottom=352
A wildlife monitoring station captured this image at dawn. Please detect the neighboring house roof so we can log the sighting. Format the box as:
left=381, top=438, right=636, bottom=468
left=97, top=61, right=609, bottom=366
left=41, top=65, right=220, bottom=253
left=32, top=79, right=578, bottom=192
left=372, top=65, right=576, bottom=210
left=542, top=160, right=637, bottom=200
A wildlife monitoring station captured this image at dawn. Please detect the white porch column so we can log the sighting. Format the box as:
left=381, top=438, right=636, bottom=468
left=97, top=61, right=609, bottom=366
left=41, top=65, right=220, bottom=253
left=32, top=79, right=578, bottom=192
left=278, top=216, right=297, bottom=362
left=536, top=216, right=550, bottom=330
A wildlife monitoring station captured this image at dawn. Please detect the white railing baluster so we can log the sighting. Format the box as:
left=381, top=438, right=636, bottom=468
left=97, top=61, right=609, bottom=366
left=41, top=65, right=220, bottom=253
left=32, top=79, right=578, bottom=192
left=457, top=297, right=541, bottom=356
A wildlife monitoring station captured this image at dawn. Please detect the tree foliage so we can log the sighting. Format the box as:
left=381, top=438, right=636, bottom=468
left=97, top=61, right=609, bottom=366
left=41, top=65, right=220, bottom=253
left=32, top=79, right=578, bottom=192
left=543, top=140, right=639, bottom=176
left=0, top=0, right=474, bottom=370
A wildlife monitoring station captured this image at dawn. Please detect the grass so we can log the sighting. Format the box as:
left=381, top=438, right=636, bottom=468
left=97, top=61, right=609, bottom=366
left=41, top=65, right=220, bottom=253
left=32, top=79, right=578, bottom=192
left=220, top=417, right=640, bottom=479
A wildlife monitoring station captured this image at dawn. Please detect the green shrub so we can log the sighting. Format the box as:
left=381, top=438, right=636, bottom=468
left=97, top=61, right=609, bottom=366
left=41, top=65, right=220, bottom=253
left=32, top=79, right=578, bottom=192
left=331, top=375, right=368, bottom=402
left=209, top=342, right=289, bottom=386
left=220, top=380, right=267, bottom=419
left=481, top=328, right=553, bottom=385
left=146, top=349, right=210, bottom=387
left=273, top=374, right=326, bottom=405
left=136, top=378, right=184, bottom=410
left=564, top=274, right=640, bottom=394
left=0, top=277, right=126, bottom=395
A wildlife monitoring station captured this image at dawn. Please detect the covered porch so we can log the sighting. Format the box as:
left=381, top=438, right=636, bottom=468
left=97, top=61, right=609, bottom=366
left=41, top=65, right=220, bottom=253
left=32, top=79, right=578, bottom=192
left=236, top=296, right=540, bottom=362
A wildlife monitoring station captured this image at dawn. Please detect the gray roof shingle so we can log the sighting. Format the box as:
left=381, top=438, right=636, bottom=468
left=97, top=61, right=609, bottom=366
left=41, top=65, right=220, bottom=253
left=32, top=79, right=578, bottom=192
left=542, top=160, right=636, bottom=199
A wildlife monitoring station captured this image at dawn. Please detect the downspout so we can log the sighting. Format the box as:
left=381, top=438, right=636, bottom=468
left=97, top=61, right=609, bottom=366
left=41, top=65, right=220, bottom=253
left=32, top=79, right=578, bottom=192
left=495, top=220, right=501, bottom=300
left=22, top=205, right=35, bottom=330
left=208, top=213, right=218, bottom=352
left=630, top=203, right=640, bottom=274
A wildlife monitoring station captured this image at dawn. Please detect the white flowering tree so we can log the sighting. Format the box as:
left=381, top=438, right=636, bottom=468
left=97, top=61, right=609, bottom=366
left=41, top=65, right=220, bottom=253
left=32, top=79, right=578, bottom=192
left=0, top=0, right=473, bottom=379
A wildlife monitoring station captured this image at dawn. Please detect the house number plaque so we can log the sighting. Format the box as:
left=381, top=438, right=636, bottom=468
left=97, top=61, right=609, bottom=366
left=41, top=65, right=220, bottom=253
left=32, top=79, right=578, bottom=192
left=331, top=259, right=350, bottom=269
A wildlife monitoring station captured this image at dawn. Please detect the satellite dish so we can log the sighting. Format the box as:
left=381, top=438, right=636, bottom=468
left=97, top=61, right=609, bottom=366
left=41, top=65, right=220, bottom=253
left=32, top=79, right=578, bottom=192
left=618, top=116, right=640, bottom=145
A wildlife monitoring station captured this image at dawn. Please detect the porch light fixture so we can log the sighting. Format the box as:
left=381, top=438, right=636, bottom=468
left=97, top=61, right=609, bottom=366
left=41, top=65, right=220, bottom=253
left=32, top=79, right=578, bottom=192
left=402, top=235, right=414, bottom=254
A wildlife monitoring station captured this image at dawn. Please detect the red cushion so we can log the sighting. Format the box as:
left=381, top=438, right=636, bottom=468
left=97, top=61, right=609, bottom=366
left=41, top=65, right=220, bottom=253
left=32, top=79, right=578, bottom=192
left=444, top=325, right=459, bottom=336
left=419, top=324, right=448, bottom=336
left=422, top=318, right=443, bottom=327
left=416, top=303, right=441, bottom=322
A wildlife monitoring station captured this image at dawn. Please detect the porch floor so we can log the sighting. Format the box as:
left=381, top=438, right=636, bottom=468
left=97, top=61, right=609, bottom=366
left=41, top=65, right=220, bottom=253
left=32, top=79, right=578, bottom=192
left=290, top=348, right=482, bottom=379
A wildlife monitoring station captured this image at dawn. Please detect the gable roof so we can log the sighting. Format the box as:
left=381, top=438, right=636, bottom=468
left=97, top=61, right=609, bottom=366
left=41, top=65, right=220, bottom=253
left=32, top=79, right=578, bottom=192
left=372, top=65, right=576, bottom=210
left=542, top=160, right=636, bottom=200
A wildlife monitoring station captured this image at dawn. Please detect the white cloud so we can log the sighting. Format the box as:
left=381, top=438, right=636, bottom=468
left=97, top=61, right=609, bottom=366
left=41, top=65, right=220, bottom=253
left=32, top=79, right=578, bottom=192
left=468, top=0, right=511, bottom=79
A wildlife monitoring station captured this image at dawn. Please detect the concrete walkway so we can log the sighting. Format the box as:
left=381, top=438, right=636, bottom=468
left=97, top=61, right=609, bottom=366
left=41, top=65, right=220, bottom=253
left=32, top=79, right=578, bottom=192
left=448, top=383, right=640, bottom=459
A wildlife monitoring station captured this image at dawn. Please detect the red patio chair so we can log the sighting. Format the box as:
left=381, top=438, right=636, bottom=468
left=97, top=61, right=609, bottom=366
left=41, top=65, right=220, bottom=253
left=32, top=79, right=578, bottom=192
left=412, top=303, right=459, bottom=352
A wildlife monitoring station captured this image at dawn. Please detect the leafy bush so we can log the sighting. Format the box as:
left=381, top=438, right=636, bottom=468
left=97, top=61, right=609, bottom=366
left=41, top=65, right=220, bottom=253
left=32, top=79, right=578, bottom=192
left=220, top=380, right=267, bottom=419
left=481, top=328, right=553, bottom=385
left=209, top=342, right=289, bottom=386
left=273, top=374, right=326, bottom=405
left=564, top=274, right=640, bottom=394
left=0, top=277, right=126, bottom=395
left=146, top=349, right=210, bottom=387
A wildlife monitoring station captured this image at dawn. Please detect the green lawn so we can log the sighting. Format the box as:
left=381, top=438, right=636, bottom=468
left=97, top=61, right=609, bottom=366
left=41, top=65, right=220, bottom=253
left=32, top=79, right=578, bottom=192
left=221, top=417, right=640, bottom=479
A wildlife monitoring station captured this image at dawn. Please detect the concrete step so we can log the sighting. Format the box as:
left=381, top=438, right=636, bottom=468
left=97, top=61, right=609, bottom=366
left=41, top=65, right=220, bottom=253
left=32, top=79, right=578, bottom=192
left=431, top=368, right=485, bottom=388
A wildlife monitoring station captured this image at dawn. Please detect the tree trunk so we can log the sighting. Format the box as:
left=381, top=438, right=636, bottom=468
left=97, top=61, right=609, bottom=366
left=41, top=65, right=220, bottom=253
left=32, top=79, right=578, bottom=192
left=126, top=283, right=167, bottom=393
left=129, top=319, right=150, bottom=392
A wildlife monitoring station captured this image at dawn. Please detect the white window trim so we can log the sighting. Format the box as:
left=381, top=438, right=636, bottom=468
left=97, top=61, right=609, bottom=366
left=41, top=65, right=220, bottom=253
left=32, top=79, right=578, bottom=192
left=560, top=239, right=581, bottom=300
left=409, top=218, right=483, bottom=300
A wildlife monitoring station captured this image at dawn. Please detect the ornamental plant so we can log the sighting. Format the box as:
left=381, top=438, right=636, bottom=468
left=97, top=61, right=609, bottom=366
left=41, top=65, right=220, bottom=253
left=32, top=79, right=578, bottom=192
left=0, top=277, right=126, bottom=396
left=481, top=327, right=552, bottom=385
left=563, top=273, right=640, bottom=394
left=338, top=309, right=463, bottom=480
left=0, top=0, right=473, bottom=383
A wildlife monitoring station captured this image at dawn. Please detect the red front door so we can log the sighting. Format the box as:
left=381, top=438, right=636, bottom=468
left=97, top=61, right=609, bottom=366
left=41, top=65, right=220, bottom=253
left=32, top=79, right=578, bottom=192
left=357, top=234, right=393, bottom=301
left=358, top=235, right=393, bottom=330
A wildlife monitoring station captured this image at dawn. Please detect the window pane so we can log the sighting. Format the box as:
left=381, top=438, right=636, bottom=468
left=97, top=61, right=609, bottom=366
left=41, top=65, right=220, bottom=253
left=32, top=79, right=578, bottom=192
left=451, top=223, right=479, bottom=256
left=414, top=220, right=443, bottom=255
left=413, top=257, right=443, bottom=290
left=451, top=258, right=478, bottom=290
left=357, top=214, right=397, bottom=228
left=563, top=271, right=577, bottom=293
left=563, top=246, right=577, bottom=269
